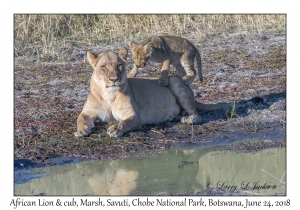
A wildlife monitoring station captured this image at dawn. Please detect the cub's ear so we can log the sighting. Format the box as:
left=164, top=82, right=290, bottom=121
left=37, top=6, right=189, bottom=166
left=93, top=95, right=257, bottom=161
left=87, top=51, right=99, bottom=68
left=129, top=41, right=137, bottom=49
left=144, top=42, right=153, bottom=54
left=118, top=47, right=128, bottom=61
left=149, top=46, right=153, bottom=54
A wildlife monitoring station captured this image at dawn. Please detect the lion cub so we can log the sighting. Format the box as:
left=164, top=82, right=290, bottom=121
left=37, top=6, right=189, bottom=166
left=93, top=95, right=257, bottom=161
left=128, top=35, right=203, bottom=86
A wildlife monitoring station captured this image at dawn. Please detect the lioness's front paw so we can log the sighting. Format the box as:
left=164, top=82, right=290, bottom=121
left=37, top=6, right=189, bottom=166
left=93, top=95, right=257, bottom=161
left=107, top=124, right=124, bottom=138
left=74, top=126, right=91, bottom=137
left=158, top=77, right=169, bottom=86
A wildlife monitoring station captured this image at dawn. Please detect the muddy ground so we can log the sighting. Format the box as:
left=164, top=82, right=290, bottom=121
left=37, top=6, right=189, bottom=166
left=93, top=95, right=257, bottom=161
left=14, top=32, right=286, bottom=164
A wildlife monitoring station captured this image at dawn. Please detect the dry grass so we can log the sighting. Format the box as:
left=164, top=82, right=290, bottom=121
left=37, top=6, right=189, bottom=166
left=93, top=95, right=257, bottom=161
left=14, top=14, right=285, bottom=61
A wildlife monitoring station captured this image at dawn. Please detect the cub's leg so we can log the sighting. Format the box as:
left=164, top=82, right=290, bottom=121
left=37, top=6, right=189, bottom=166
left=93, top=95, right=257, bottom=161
left=158, top=59, right=170, bottom=86
left=174, top=62, right=187, bottom=78
left=168, top=76, right=201, bottom=124
left=128, top=64, right=139, bottom=78
left=74, top=93, right=103, bottom=137
left=181, top=53, right=196, bottom=86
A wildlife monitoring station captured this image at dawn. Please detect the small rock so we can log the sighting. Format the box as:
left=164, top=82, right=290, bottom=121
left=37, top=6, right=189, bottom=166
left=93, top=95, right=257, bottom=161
left=215, top=72, right=228, bottom=79
left=261, top=35, right=269, bottom=40
left=218, top=84, right=227, bottom=91
left=233, top=70, right=254, bottom=77
left=245, top=89, right=257, bottom=94
left=229, top=83, right=238, bottom=87
left=67, top=104, right=75, bottom=109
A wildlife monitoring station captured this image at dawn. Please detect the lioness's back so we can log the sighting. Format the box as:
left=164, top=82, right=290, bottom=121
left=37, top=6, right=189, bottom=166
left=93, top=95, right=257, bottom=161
left=128, top=77, right=180, bottom=124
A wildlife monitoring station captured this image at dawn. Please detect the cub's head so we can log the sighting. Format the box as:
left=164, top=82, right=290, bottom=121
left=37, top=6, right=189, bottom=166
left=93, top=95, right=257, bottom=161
left=129, top=41, right=152, bottom=68
left=87, top=47, right=128, bottom=92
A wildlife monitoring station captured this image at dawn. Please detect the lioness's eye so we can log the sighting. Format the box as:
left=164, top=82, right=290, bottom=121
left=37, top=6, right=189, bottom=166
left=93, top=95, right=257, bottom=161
left=99, top=65, right=106, bottom=74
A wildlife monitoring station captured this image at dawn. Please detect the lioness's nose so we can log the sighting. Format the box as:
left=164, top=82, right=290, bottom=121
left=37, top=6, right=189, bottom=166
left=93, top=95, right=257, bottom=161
left=109, top=78, right=118, bottom=83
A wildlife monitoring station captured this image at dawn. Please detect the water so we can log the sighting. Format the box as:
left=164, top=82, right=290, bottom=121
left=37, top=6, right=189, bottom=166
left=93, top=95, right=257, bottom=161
left=14, top=147, right=286, bottom=196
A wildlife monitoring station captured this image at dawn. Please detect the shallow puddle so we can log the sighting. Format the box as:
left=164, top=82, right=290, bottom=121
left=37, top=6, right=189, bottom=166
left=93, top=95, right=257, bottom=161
left=14, top=147, right=286, bottom=196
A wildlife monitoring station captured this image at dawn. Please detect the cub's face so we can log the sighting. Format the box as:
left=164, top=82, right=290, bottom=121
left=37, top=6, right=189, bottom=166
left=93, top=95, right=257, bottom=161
left=129, top=41, right=152, bottom=68
left=87, top=48, right=128, bottom=92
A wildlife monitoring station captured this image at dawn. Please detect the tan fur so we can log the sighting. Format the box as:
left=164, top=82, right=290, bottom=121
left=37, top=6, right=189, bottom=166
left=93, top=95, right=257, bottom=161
left=75, top=48, right=228, bottom=138
left=128, top=35, right=203, bottom=86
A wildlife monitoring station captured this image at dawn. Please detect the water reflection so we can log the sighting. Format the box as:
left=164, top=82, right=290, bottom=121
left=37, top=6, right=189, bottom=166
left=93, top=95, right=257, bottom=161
left=15, top=147, right=286, bottom=196
left=196, top=149, right=286, bottom=195
left=15, top=160, right=138, bottom=196
left=87, top=163, right=138, bottom=195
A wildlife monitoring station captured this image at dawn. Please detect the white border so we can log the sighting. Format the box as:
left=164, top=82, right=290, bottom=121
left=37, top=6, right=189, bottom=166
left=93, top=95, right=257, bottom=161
left=2, top=0, right=298, bottom=209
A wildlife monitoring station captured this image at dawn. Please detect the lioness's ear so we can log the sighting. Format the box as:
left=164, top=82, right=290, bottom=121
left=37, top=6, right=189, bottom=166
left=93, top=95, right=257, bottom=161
left=87, top=51, right=99, bottom=68
left=118, top=47, right=128, bottom=61
left=129, top=41, right=137, bottom=49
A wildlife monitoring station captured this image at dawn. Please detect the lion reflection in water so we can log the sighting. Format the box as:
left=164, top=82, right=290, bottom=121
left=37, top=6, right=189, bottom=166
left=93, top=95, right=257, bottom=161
left=87, top=165, right=138, bottom=195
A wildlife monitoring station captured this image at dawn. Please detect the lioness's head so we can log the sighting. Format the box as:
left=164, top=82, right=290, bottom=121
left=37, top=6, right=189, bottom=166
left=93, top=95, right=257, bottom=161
left=87, top=48, right=128, bottom=92
left=129, top=41, right=152, bottom=68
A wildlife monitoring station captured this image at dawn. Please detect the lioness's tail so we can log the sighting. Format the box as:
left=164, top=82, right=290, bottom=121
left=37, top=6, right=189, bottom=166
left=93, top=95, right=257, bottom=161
left=195, top=49, right=203, bottom=83
left=195, top=101, right=232, bottom=112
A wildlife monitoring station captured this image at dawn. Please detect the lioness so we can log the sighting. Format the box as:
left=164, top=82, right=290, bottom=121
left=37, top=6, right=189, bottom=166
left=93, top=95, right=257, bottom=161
left=128, top=35, right=203, bottom=86
left=75, top=48, right=227, bottom=138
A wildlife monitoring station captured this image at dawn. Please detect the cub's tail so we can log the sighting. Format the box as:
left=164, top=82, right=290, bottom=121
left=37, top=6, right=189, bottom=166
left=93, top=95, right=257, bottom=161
left=195, top=49, right=203, bottom=83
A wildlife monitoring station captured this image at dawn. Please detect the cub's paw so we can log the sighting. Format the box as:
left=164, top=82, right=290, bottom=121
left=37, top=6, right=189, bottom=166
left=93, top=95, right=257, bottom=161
left=128, top=72, right=136, bottom=78
left=74, top=125, right=91, bottom=137
left=128, top=68, right=138, bottom=78
left=181, top=114, right=201, bottom=124
left=158, top=77, right=169, bottom=86
left=107, top=124, right=124, bottom=138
